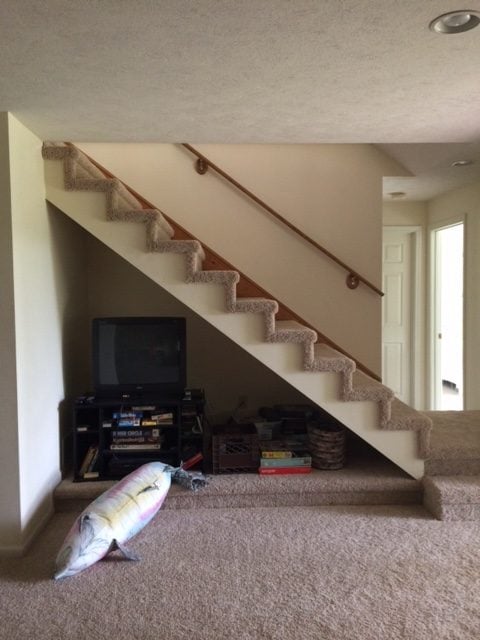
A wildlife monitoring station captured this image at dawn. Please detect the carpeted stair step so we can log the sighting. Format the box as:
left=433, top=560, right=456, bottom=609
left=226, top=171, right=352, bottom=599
left=234, top=297, right=279, bottom=315
left=387, top=398, right=432, bottom=459
left=424, top=410, right=480, bottom=476
left=307, top=343, right=356, bottom=374
left=54, top=458, right=422, bottom=514
left=267, top=319, right=317, bottom=345
left=342, top=370, right=394, bottom=425
left=423, top=475, right=480, bottom=520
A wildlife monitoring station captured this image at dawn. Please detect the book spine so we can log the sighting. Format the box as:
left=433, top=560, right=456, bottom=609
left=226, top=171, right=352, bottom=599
left=260, top=457, right=312, bottom=468
left=261, top=451, right=294, bottom=459
left=110, top=443, right=162, bottom=450
left=112, top=412, right=143, bottom=420
left=117, top=419, right=141, bottom=427
left=112, top=429, right=160, bottom=436
left=258, top=466, right=312, bottom=475
left=112, top=438, right=161, bottom=445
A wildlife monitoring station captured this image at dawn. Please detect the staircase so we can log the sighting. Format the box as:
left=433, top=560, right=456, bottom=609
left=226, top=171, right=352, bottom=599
left=42, top=142, right=432, bottom=480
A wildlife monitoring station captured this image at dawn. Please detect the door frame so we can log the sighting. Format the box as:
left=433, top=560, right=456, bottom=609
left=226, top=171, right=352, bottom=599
left=382, top=225, right=424, bottom=409
left=428, top=215, right=465, bottom=410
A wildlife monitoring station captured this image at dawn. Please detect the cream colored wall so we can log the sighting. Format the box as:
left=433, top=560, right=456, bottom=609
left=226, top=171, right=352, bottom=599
left=0, top=113, right=22, bottom=550
left=383, top=201, right=427, bottom=227
left=86, top=235, right=310, bottom=420
left=428, top=182, right=480, bottom=409
left=77, top=143, right=407, bottom=375
left=0, top=115, right=90, bottom=553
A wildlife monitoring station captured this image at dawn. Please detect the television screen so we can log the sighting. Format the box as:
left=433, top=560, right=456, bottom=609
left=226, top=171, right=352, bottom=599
left=92, top=317, right=186, bottom=398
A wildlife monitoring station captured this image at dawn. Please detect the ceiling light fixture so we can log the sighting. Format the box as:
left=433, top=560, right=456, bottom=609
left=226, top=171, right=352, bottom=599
left=429, top=10, right=480, bottom=33
left=451, top=159, right=474, bottom=167
left=388, top=191, right=407, bottom=199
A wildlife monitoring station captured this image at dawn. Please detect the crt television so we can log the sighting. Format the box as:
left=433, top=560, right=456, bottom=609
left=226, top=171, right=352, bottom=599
left=92, top=317, right=186, bottom=398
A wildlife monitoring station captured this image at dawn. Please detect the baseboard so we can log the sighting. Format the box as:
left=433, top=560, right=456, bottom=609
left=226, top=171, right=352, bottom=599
left=0, top=503, right=54, bottom=557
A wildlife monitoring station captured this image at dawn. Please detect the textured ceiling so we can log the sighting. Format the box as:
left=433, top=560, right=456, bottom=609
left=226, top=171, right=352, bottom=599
left=2, top=0, right=480, bottom=199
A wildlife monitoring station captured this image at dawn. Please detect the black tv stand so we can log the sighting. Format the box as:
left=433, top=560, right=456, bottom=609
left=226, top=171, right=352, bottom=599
left=72, top=389, right=205, bottom=481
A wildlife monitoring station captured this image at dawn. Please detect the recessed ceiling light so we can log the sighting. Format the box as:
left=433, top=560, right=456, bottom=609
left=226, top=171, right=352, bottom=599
left=430, top=10, right=480, bottom=34
left=388, top=191, right=407, bottom=199
left=451, top=159, right=474, bottom=167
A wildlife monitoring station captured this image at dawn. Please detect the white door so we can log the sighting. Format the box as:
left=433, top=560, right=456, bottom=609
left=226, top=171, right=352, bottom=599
left=382, top=228, right=413, bottom=404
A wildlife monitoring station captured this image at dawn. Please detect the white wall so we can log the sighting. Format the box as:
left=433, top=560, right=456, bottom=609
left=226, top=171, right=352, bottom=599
left=77, top=143, right=407, bottom=375
left=85, top=235, right=310, bottom=420
left=428, top=182, right=480, bottom=409
left=0, top=113, right=22, bottom=550
left=0, top=115, right=89, bottom=554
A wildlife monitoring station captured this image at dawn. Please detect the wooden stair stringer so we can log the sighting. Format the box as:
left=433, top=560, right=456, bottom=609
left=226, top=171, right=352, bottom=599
left=42, top=143, right=429, bottom=479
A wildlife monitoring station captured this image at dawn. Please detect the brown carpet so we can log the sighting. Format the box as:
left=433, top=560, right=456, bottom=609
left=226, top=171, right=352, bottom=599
left=0, top=505, right=479, bottom=639
left=54, top=456, right=422, bottom=513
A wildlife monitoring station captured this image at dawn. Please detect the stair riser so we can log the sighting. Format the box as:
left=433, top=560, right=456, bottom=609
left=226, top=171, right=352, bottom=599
left=55, top=490, right=421, bottom=514
left=425, top=459, right=480, bottom=476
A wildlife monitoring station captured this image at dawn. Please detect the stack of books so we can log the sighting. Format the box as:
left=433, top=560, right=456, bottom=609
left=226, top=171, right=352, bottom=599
left=110, top=410, right=166, bottom=451
left=258, top=440, right=312, bottom=475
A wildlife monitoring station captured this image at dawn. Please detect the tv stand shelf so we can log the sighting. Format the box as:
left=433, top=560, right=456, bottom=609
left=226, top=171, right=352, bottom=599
left=73, top=391, right=205, bottom=481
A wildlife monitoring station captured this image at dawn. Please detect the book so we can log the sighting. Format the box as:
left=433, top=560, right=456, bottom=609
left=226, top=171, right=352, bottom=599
left=117, top=419, right=141, bottom=427
left=111, top=429, right=160, bottom=437
left=110, top=443, right=162, bottom=450
left=112, top=438, right=161, bottom=445
left=261, top=450, right=294, bottom=459
left=258, top=466, right=312, bottom=475
left=112, top=411, right=143, bottom=419
left=260, top=456, right=312, bottom=468
left=84, top=446, right=100, bottom=479
left=151, top=412, right=174, bottom=423
left=78, top=444, right=98, bottom=477
left=83, top=470, right=100, bottom=479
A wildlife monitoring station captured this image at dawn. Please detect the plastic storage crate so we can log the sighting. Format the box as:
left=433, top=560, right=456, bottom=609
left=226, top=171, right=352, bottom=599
left=212, top=423, right=259, bottom=474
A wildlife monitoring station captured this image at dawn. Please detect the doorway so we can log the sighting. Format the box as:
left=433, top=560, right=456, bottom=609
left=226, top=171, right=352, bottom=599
left=431, top=222, right=464, bottom=410
left=382, top=227, right=423, bottom=407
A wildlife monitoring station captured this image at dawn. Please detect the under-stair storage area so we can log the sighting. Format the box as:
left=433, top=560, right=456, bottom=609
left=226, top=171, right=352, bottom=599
left=43, top=143, right=430, bottom=480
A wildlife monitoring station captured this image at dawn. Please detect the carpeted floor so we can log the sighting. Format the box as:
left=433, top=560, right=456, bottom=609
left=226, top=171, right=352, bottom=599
left=0, top=504, right=478, bottom=640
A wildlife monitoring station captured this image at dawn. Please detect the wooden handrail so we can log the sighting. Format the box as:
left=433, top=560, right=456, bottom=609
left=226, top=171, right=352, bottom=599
left=181, top=143, right=384, bottom=297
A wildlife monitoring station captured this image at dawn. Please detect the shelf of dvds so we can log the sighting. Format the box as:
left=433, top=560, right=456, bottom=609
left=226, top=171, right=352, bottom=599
left=73, top=390, right=205, bottom=481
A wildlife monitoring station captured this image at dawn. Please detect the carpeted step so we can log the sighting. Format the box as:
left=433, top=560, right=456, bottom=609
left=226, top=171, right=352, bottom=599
left=307, top=343, right=356, bottom=374
left=423, top=475, right=480, bottom=520
left=267, top=319, right=317, bottom=345
left=387, top=399, right=432, bottom=459
left=234, top=297, right=279, bottom=315
left=54, top=458, right=422, bottom=514
left=424, top=410, right=480, bottom=476
left=342, top=370, right=394, bottom=425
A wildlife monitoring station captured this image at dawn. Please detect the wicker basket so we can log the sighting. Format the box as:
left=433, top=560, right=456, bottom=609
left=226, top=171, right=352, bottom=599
left=307, top=422, right=347, bottom=470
